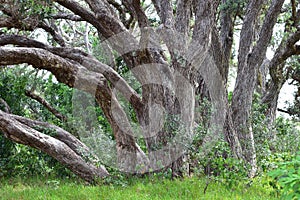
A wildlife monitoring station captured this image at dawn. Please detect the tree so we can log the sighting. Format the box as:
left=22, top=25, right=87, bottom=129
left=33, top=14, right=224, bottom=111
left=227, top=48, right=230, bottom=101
left=0, top=0, right=299, bottom=182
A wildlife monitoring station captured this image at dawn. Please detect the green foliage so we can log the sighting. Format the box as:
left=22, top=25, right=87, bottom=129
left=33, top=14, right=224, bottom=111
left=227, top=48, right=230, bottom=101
left=16, top=0, right=54, bottom=19
left=273, top=117, right=300, bottom=153
left=199, top=140, right=248, bottom=190
left=251, top=93, right=272, bottom=162
left=0, top=67, right=77, bottom=178
left=0, top=134, right=14, bottom=177
left=219, top=0, right=247, bottom=15
left=268, top=152, right=300, bottom=200
left=190, top=96, right=248, bottom=190
left=260, top=152, right=293, bottom=173
left=0, top=67, right=32, bottom=116
left=250, top=93, right=300, bottom=175
left=190, top=124, right=248, bottom=190
left=0, top=142, right=74, bottom=178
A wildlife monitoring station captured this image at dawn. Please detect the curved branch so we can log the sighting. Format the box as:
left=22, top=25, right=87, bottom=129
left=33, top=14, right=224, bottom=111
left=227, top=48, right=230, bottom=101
left=122, top=0, right=150, bottom=28
left=251, top=0, right=285, bottom=64
left=54, top=0, right=168, bottom=89
left=54, top=0, right=125, bottom=38
left=0, top=35, right=142, bottom=108
left=0, top=14, right=65, bottom=46
left=0, top=110, right=109, bottom=183
left=25, top=90, right=67, bottom=121
left=0, top=45, right=149, bottom=172
left=262, top=30, right=300, bottom=105
left=12, top=114, right=95, bottom=163
left=266, top=29, right=300, bottom=84
left=38, top=22, right=66, bottom=47
left=0, top=47, right=79, bottom=87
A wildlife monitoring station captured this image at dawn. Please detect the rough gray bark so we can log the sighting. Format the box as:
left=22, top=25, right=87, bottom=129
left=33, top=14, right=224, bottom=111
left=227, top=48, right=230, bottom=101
left=0, top=110, right=109, bottom=183
left=0, top=46, right=148, bottom=174
left=220, top=0, right=236, bottom=83
left=231, top=0, right=285, bottom=177
left=262, top=23, right=300, bottom=124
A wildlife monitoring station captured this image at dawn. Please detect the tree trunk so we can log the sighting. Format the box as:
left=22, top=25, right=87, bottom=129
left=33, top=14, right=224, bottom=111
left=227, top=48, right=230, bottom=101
left=231, top=0, right=284, bottom=177
left=0, top=110, right=109, bottom=183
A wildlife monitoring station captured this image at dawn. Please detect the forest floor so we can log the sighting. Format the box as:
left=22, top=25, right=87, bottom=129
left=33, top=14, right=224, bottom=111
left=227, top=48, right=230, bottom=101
left=0, top=176, right=279, bottom=200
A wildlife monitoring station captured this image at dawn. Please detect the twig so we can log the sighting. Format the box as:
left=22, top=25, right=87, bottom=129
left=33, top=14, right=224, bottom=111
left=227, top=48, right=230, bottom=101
left=277, top=108, right=294, bottom=115
left=25, top=90, right=67, bottom=121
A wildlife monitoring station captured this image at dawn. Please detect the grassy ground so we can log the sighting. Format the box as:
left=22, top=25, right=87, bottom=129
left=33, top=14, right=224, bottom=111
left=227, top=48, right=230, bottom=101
left=0, top=176, right=278, bottom=200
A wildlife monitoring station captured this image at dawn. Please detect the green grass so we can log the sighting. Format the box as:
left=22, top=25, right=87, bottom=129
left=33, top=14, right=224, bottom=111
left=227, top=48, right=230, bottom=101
left=0, top=176, right=278, bottom=200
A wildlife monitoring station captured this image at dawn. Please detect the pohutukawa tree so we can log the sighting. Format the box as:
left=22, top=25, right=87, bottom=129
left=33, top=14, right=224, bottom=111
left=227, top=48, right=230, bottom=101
left=0, top=0, right=299, bottom=182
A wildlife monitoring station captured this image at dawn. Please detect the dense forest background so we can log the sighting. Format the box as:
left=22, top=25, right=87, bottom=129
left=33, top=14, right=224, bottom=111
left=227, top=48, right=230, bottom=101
left=0, top=0, right=300, bottom=198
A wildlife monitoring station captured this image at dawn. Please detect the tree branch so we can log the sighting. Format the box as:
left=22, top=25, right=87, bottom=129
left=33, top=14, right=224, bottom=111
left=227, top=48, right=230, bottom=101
left=251, top=0, right=285, bottom=65
left=262, top=29, right=300, bottom=105
left=237, top=0, right=263, bottom=69
left=54, top=0, right=151, bottom=70
left=277, top=108, right=295, bottom=115
left=38, top=22, right=66, bottom=47
left=151, top=0, right=175, bottom=28
left=25, top=90, right=67, bottom=121
left=0, top=45, right=148, bottom=171
left=12, top=114, right=93, bottom=162
left=0, top=98, right=11, bottom=113
left=220, top=0, right=237, bottom=83
left=107, top=0, right=137, bottom=29
left=122, top=0, right=149, bottom=28
left=0, top=110, right=109, bottom=183
left=268, top=29, right=300, bottom=83
left=0, top=14, right=65, bottom=46
left=0, top=46, right=80, bottom=87
left=0, top=16, right=37, bottom=30
left=0, top=35, right=142, bottom=108
left=192, top=0, right=218, bottom=44
left=175, top=0, right=192, bottom=35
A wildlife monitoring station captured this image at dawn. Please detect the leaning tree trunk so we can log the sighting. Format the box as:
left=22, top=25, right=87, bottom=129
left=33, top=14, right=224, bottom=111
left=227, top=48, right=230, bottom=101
left=0, top=110, right=109, bottom=183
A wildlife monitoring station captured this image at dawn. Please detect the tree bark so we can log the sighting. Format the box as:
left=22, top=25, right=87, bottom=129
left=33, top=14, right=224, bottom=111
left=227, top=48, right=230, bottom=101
left=0, top=110, right=109, bottom=183
left=231, top=0, right=284, bottom=177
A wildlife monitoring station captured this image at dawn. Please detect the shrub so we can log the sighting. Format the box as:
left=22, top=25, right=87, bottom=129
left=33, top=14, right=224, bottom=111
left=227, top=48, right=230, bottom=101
left=268, top=151, right=300, bottom=200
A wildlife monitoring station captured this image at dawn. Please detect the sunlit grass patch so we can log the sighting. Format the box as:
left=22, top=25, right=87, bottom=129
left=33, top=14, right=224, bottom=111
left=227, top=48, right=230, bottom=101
left=0, top=176, right=278, bottom=200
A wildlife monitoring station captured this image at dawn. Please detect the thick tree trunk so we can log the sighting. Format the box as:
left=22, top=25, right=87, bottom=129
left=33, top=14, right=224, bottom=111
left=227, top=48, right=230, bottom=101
left=231, top=58, right=258, bottom=177
left=94, top=84, right=149, bottom=173
left=133, top=63, right=195, bottom=175
left=0, top=110, right=109, bottom=183
left=231, top=0, right=284, bottom=177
